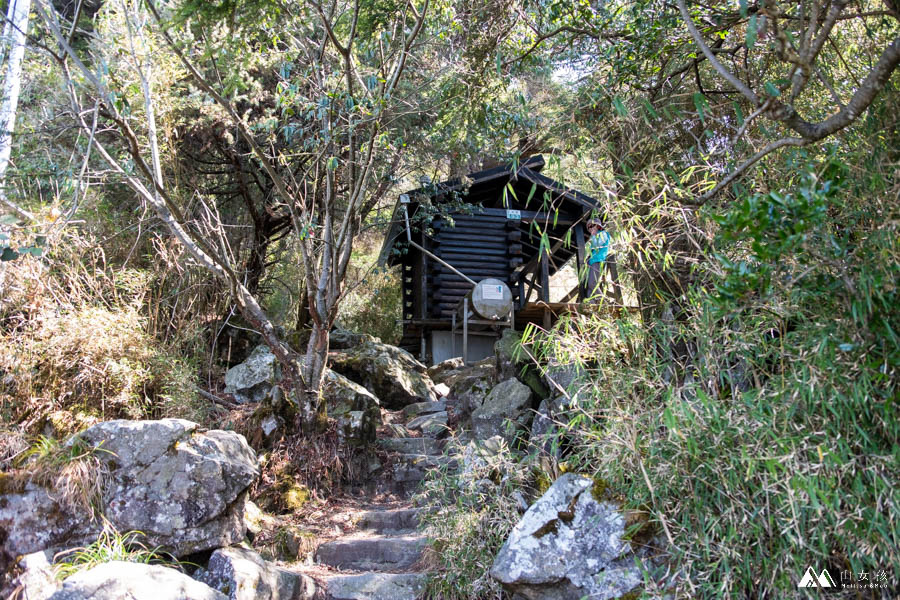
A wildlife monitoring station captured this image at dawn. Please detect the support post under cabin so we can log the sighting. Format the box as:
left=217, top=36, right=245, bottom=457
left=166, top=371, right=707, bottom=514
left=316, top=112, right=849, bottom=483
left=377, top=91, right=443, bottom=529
left=420, top=237, right=427, bottom=360
left=540, top=250, right=550, bottom=303
left=462, top=297, right=469, bottom=365
left=574, top=222, right=586, bottom=302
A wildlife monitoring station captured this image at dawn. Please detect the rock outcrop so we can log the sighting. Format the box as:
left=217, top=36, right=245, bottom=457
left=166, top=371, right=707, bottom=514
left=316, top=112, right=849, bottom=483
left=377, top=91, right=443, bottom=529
left=425, top=357, right=464, bottom=385
left=48, top=562, right=227, bottom=600
left=224, top=345, right=279, bottom=404
left=543, top=361, right=587, bottom=396
left=329, top=326, right=378, bottom=350
left=490, top=473, right=642, bottom=600
left=446, top=361, right=494, bottom=415
left=458, top=435, right=508, bottom=481
left=494, top=330, right=549, bottom=399
left=0, top=419, right=258, bottom=562
left=329, top=340, right=436, bottom=408
left=494, top=328, right=524, bottom=381
left=471, top=379, right=533, bottom=441
left=195, top=546, right=316, bottom=600
left=406, top=411, right=448, bottom=437
left=322, top=369, right=382, bottom=444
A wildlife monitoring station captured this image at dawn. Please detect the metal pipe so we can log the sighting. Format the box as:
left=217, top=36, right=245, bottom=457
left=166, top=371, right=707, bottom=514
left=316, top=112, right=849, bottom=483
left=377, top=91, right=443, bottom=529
left=403, top=204, right=476, bottom=286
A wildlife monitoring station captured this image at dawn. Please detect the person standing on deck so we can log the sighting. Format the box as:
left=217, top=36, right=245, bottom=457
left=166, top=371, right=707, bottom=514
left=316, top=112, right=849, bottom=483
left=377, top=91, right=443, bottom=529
left=584, top=218, right=611, bottom=301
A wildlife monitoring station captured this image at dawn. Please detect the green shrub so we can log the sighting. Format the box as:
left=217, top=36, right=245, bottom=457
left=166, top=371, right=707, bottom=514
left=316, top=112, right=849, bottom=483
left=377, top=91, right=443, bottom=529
left=416, top=436, right=533, bottom=600
left=337, top=266, right=401, bottom=344
left=523, top=171, right=900, bottom=598
left=0, top=238, right=207, bottom=434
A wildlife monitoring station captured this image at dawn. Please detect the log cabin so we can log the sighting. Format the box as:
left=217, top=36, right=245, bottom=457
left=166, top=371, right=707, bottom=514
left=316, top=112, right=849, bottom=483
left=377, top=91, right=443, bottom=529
left=378, top=155, right=617, bottom=364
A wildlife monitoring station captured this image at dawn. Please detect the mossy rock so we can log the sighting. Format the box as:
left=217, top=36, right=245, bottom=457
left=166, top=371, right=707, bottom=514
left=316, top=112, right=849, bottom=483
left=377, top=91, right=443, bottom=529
left=273, top=525, right=316, bottom=560
left=519, top=367, right=550, bottom=400
left=281, top=481, right=310, bottom=511
left=286, top=329, right=311, bottom=352
left=532, top=466, right=553, bottom=495
left=591, top=476, right=609, bottom=502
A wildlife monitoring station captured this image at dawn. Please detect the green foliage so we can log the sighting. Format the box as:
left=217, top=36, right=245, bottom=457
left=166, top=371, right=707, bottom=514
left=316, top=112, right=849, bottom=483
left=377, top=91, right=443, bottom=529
left=336, top=235, right=402, bottom=343
left=711, top=171, right=831, bottom=304
left=9, top=434, right=114, bottom=517
left=337, top=266, right=401, bottom=344
left=53, top=520, right=178, bottom=580
left=523, top=162, right=899, bottom=597
left=416, top=437, right=531, bottom=600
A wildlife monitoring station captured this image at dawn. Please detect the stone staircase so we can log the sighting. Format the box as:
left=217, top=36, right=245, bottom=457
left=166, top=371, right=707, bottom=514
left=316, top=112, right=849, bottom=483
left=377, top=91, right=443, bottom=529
left=305, top=400, right=452, bottom=600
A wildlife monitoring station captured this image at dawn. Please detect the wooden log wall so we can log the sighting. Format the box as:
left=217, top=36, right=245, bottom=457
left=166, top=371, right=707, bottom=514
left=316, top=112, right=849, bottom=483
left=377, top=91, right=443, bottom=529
left=426, top=214, right=523, bottom=318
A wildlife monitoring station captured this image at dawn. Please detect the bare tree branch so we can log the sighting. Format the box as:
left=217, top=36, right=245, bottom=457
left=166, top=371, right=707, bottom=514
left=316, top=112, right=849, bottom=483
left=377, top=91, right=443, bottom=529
left=677, top=0, right=760, bottom=106
left=691, top=137, right=809, bottom=205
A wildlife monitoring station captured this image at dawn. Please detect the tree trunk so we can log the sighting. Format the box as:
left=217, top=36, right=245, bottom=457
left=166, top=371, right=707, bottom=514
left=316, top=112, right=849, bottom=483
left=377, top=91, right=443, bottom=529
left=299, top=320, right=330, bottom=433
left=0, top=0, right=32, bottom=215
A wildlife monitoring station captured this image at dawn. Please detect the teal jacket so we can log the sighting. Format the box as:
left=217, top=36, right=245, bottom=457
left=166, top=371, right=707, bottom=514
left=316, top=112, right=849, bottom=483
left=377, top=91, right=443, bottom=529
left=586, top=230, right=610, bottom=265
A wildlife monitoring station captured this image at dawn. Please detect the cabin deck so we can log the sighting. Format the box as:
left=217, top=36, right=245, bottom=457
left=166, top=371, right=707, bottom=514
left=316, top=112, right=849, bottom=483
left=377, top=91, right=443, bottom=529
left=400, top=302, right=586, bottom=330
left=514, top=301, right=585, bottom=328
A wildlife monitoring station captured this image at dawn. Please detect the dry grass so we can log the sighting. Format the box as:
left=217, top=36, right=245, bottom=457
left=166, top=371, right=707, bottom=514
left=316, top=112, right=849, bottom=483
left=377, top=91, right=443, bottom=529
left=0, top=232, right=207, bottom=435
left=251, top=420, right=371, bottom=513
left=8, top=435, right=112, bottom=517
left=0, top=428, right=28, bottom=470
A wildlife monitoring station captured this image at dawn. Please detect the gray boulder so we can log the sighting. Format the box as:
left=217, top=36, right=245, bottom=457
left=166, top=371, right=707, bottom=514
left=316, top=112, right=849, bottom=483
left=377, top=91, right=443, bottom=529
left=425, top=357, right=464, bottom=385
left=329, top=326, right=378, bottom=350
left=0, top=419, right=258, bottom=562
left=329, top=341, right=436, bottom=409
left=495, top=329, right=550, bottom=399
left=530, top=395, right=572, bottom=456
left=458, top=435, right=508, bottom=481
left=490, top=473, right=642, bottom=600
left=543, top=361, right=587, bottom=396
left=48, top=561, right=226, bottom=600
left=322, top=369, right=382, bottom=444
left=194, top=546, right=316, bottom=600
left=406, top=411, right=448, bottom=437
left=471, top=379, right=533, bottom=441
left=0, top=482, right=95, bottom=572
left=447, top=362, right=495, bottom=415
left=401, top=400, right=446, bottom=419
left=2, top=550, right=58, bottom=600
left=494, top=328, right=523, bottom=381
left=224, top=345, right=278, bottom=404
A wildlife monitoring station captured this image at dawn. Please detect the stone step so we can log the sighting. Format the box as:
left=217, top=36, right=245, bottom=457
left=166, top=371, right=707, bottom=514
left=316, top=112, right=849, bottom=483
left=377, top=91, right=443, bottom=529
left=355, top=508, right=421, bottom=533
left=393, top=454, right=454, bottom=483
left=377, top=437, right=442, bottom=456
left=384, top=423, right=412, bottom=438
left=316, top=535, right=427, bottom=572
left=405, top=411, right=448, bottom=438
left=401, top=400, right=446, bottom=419
left=322, top=572, right=427, bottom=600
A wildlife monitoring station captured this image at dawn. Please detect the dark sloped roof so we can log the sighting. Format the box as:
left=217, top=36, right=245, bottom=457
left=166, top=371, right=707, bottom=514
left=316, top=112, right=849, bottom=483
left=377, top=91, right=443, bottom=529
left=378, top=155, right=603, bottom=276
